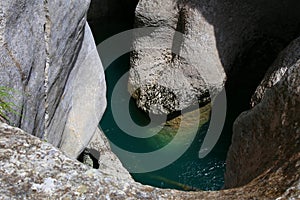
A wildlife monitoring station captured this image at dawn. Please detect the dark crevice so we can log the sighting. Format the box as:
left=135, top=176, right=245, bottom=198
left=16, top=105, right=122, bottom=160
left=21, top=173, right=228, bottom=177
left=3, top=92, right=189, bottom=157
left=87, top=0, right=139, bottom=45
left=171, top=9, right=185, bottom=62
left=227, top=36, right=288, bottom=112
left=217, top=36, right=290, bottom=157
left=77, top=148, right=100, bottom=169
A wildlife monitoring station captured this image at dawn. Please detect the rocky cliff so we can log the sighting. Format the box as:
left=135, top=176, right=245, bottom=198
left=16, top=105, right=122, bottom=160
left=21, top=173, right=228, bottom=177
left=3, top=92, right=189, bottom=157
left=0, top=0, right=106, bottom=158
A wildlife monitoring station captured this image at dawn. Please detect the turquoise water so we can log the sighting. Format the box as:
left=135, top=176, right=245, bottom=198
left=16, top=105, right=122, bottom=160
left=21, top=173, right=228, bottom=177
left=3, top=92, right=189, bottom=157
left=99, top=53, right=229, bottom=191
left=91, top=9, right=279, bottom=191
left=89, top=18, right=232, bottom=191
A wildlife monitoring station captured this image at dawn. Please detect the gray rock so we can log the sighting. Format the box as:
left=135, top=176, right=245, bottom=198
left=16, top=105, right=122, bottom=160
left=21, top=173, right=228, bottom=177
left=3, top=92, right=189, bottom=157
left=44, top=0, right=91, bottom=138
left=47, top=23, right=107, bottom=159
left=251, top=36, right=300, bottom=106
left=225, top=36, right=300, bottom=188
left=87, top=127, right=132, bottom=180
left=0, top=0, right=46, bottom=132
left=0, top=1, right=107, bottom=159
left=129, top=0, right=300, bottom=114
left=1, top=122, right=300, bottom=199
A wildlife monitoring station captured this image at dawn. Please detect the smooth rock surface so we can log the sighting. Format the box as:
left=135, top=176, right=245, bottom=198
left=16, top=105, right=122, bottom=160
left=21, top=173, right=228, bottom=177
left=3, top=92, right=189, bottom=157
left=47, top=23, right=107, bottom=159
left=129, top=0, right=300, bottom=114
left=225, top=36, right=300, bottom=188
left=1, top=123, right=300, bottom=199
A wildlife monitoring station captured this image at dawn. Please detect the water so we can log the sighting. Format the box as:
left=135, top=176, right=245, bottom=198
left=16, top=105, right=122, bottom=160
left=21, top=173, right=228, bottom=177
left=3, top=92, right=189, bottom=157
left=99, top=53, right=229, bottom=191
left=90, top=6, right=280, bottom=191
left=89, top=17, right=231, bottom=191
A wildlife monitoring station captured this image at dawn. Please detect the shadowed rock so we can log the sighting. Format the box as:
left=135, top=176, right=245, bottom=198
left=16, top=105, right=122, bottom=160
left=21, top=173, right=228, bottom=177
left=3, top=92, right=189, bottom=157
left=225, top=36, right=300, bottom=188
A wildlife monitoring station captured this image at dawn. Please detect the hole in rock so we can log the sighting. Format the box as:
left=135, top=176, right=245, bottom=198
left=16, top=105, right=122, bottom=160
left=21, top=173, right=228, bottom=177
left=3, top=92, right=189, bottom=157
left=77, top=148, right=100, bottom=169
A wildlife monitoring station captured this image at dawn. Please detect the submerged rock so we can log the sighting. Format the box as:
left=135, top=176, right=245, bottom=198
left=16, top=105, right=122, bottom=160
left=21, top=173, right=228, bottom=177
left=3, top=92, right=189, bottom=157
left=225, top=36, right=300, bottom=188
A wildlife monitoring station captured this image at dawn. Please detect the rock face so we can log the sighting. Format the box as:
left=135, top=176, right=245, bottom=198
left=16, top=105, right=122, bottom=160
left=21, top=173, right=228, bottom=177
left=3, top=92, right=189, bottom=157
left=129, top=0, right=300, bottom=114
left=225, top=36, right=300, bottom=188
left=1, top=123, right=300, bottom=199
left=1, top=0, right=300, bottom=198
left=0, top=0, right=47, bottom=133
left=47, top=23, right=107, bottom=158
left=0, top=1, right=107, bottom=158
left=251, top=36, right=300, bottom=106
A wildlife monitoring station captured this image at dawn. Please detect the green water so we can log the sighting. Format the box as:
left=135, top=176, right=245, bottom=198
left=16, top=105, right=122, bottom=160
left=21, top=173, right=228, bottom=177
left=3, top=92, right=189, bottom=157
left=89, top=17, right=232, bottom=191
left=90, top=7, right=280, bottom=190
left=99, top=53, right=230, bottom=191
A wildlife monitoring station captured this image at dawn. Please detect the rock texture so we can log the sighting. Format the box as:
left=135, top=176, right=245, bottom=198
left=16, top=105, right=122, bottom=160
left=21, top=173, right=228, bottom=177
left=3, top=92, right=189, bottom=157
left=87, top=127, right=132, bottom=180
left=1, top=123, right=300, bottom=199
left=225, top=36, right=300, bottom=188
left=0, top=0, right=46, bottom=133
left=0, top=1, right=107, bottom=158
left=47, top=23, right=107, bottom=159
left=129, top=0, right=300, bottom=114
left=251, top=36, right=300, bottom=106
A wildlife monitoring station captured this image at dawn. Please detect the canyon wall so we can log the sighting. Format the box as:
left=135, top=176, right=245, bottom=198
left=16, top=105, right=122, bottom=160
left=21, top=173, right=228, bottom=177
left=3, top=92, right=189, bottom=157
left=0, top=0, right=106, bottom=158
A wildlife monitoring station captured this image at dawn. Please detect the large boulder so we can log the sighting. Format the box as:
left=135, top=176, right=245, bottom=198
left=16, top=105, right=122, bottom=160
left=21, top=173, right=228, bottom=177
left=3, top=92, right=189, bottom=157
left=129, top=0, right=300, bottom=114
left=0, top=1, right=107, bottom=158
left=224, top=36, right=300, bottom=188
